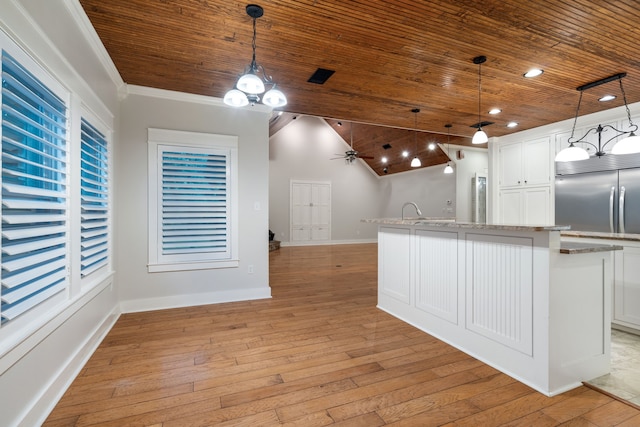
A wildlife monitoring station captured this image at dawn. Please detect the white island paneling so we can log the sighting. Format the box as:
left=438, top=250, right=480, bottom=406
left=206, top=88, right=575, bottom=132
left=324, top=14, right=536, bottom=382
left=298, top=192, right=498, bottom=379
left=366, top=218, right=620, bottom=396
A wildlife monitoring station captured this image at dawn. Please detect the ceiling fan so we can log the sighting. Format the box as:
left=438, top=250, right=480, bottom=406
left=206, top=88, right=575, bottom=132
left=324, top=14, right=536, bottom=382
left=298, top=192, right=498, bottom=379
left=331, top=122, right=374, bottom=164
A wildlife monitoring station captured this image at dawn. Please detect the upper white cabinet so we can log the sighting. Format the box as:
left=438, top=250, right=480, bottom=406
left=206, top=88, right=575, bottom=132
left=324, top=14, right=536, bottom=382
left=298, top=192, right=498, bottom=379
left=499, top=137, right=552, bottom=187
left=497, top=137, right=553, bottom=225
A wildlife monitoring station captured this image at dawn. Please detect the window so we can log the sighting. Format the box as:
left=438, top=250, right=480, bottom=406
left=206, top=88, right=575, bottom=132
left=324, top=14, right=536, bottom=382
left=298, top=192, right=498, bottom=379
left=80, top=118, right=109, bottom=277
left=1, top=49, right=69, bottom=325
left=147, top=128, right=238, bottom=272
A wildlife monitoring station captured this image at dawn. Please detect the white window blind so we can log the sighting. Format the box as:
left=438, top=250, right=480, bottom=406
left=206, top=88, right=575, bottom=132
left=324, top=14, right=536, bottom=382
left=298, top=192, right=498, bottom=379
left=148, top=129, right=238, bottom=272
left=1, top=50, right=68, bottom=324
left=160, top=146, right=230, bottom=260
left=80, top=118, right=109, bottom=277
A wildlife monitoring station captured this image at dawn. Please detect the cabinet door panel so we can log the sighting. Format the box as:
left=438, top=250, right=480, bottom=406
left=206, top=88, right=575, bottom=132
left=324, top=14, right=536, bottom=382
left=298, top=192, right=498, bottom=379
left=614, top=246, right=640, bottom=328
left=499, top=142, right=523, bottom=187
left=524, top=187, right=551, bottom=225
left=499, top=189, right=522, bottom=225
left=524, top=137, right=551, bottom=186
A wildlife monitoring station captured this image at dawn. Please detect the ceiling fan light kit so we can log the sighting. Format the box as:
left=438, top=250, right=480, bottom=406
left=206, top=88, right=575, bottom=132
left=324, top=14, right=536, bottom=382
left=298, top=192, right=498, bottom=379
left=224, top=4, right=287, bottom=108
left=555, top=72, right=640, bottom=162
left=331, top=122, right=374, bottom=164
left=472, top=55, right=489, bottom=144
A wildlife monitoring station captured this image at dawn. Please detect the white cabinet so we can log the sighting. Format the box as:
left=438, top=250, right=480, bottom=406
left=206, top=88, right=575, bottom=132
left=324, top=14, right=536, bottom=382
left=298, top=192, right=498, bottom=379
left=614, top=242, right=640, bottom=331
left=499, top=137, right=551, bottom=187
left=290, top=180, right=331, bottom=242
left=497, top=137, right=553, bottom=225
left=499, top=186, right=551, bottom=225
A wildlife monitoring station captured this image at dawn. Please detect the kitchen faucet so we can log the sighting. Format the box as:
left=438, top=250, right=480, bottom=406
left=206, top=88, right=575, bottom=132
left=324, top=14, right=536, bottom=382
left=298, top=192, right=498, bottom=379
left=402, top=201, right=422, bottom=220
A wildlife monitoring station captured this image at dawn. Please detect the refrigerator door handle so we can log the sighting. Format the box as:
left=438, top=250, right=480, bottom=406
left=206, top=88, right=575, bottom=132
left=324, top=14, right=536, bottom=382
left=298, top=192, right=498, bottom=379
left=610, top=186, right=616, bottom=233
left=619, top=186, right=626, bottom=234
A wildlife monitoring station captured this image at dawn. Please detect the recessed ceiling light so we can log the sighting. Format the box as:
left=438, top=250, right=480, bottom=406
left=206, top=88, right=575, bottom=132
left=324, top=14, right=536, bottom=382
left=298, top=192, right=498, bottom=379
left=489, top=108, right=502, bottom=115
left=506, top=121, right=519, bottom=128
left=599, top=94, right=616, bottom=102
left=402, top=150, right=409, bottom=157
left=381, top=156, right=388, bottom=163
left=428, top=143, right=436, bottom=150
left=523, top=68, right=544, bottom=78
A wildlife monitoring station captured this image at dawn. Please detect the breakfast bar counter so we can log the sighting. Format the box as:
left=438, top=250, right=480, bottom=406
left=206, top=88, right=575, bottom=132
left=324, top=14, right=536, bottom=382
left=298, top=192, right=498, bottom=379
left=363, top=218, right=621, bottom=396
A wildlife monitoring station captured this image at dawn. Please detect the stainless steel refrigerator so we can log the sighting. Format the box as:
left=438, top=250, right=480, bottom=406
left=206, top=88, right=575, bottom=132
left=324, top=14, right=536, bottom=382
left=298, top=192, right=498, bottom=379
left=555, top=153, right=640, bottom=233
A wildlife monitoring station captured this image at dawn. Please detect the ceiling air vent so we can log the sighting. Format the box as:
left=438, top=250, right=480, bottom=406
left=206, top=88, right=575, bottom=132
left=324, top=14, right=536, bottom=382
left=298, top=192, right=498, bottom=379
left=308, top=68, right=335, bottom=84
left=470, top=121, right=494, bottom=129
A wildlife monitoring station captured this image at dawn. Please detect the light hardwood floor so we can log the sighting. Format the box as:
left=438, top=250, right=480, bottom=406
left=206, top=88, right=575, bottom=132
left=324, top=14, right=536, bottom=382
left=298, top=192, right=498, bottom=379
left=44, top=244, right=640, bottom=426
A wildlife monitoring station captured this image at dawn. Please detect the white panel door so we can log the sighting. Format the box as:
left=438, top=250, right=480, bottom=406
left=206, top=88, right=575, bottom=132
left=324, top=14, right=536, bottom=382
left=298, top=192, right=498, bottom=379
left=290, top=180, right=331, bottom=242
left=291, top=182, right=311, bottom=241
left=311, top=183, right=331, bottom=239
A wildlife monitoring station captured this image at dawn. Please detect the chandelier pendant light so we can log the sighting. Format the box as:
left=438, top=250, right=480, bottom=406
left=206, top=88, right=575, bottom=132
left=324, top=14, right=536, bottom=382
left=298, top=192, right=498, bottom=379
left=555, top=73, right=640, bottom=162
left=223, top=4, right=287, bottom=108
left=410, top=108, right=421, bottom=167
left=444, top=124, right=454, bottom=174
left=472, top=55, right=489, bottom=144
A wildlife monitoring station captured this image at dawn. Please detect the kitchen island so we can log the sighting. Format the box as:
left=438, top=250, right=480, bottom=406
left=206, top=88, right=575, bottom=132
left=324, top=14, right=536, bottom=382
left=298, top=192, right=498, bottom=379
left=363, top=218, right=622, bottom=396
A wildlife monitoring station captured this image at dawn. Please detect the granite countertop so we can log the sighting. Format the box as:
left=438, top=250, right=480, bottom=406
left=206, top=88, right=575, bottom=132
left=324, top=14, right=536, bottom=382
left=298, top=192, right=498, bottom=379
left=561, top=230, right=640, bottom=242
left=362, top=217, right=570, bottom=232
left=560, top=241, right=624, bottom=254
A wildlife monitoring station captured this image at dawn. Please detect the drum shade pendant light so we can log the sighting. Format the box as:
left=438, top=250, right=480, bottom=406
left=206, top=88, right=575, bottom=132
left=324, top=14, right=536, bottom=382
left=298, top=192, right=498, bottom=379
left=410, top=108, right=421, bottom=167
left=555, top=73, right=640, bottom=162
left=472, top=56, right=489, bottom=144
left=224, top=4, right=287, bottom=108
left=444, top=124, right=454, bottom=174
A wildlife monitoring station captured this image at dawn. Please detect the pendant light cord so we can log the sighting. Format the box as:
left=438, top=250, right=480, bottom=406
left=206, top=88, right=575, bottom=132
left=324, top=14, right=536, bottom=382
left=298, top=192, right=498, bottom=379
left=619, top=78, right=636, bottom=128
left=569, top=91, right=583, bottom=142
left=251, top=16, right=257, bottom=68
left=477, top=62, right=482, bottom=126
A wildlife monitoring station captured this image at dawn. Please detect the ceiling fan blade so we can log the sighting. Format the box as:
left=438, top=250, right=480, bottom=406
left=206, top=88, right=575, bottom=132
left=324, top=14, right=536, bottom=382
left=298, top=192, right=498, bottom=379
left=358, top=155, right=374, bottom=159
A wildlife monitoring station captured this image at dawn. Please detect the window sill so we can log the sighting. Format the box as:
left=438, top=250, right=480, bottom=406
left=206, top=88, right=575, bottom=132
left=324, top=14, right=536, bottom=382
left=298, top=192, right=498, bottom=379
left=147, top=260, right=239, bottom=273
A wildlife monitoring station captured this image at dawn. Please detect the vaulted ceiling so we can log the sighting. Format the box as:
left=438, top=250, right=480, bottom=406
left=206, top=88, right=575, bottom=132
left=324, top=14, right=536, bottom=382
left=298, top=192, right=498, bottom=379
left=79, top=0, right=640, bottom=175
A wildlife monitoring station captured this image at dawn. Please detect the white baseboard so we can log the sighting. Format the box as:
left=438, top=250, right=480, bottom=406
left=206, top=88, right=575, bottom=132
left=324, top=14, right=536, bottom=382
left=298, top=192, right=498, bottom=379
left=281, top=238, right=377, bottom=247
left=23, top=305, right=120, bottom=427
left=120, top=287, right=272, bottom=314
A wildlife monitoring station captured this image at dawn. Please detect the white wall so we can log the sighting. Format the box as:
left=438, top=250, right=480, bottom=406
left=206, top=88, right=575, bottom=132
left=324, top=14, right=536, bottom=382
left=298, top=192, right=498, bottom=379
left=117, top=87, right=272, bottom=311
left=269, top=116, right=469, bottom=245
left=377, top=166, right=457, bottom=219
left=0, top=2, right=119, bottom=426
left=452, top=146, right=489, bottom=222
left=269, top=116, right=380, bottom=243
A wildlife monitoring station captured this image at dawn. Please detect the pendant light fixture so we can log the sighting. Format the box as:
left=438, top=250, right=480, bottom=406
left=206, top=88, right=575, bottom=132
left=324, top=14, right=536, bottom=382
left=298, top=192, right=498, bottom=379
left=472, top=56, right=489, bottom=144
left=410, top=108, right=421, bottom=167
left=223, top=4, right=287, bottom=108
left=444, top=124, right=454, bottom=174
left=555, top=72, right=640, bottom=162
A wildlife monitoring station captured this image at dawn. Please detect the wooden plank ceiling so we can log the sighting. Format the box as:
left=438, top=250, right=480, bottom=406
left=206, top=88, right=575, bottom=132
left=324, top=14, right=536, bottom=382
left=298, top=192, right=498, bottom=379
left=80, top=0, right=640, bottom=175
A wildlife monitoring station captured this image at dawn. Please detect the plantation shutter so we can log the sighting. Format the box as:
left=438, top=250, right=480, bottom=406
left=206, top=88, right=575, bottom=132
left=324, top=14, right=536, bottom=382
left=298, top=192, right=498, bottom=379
left=1, top=50, right=68, bottom=324
left=159, top=145, right=231, bottom=263
left=80, top=118, right=109, bottom=277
